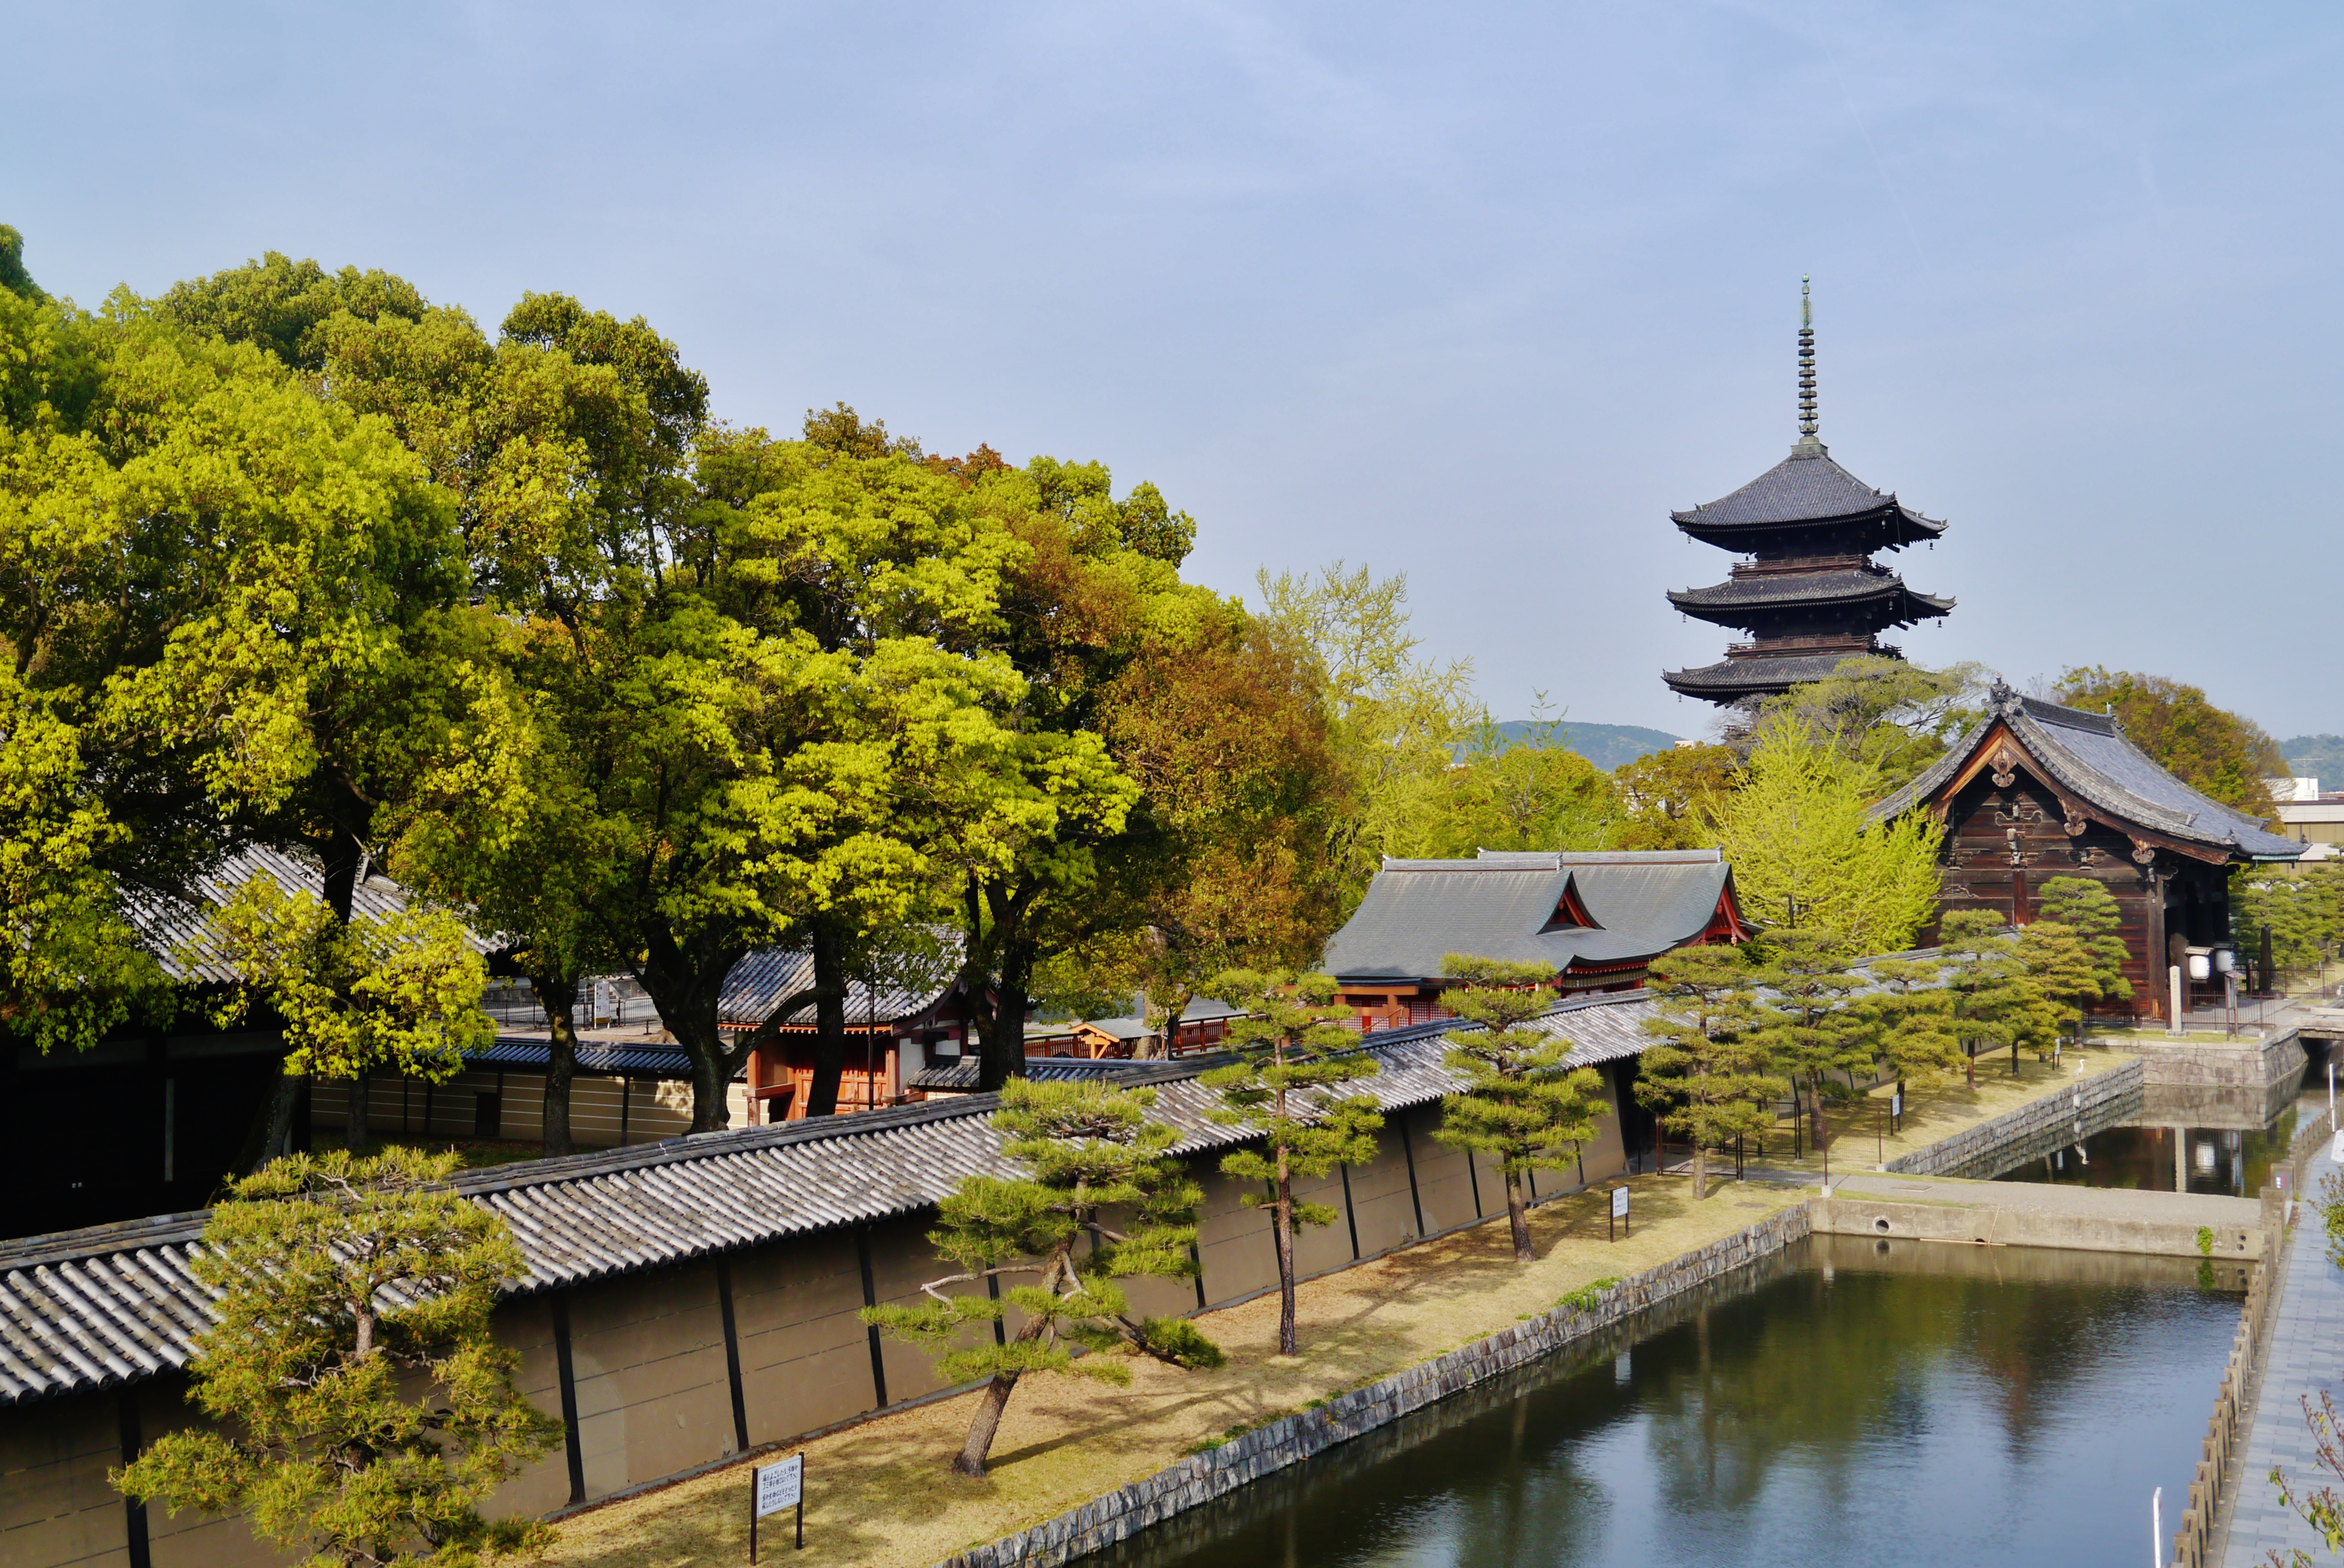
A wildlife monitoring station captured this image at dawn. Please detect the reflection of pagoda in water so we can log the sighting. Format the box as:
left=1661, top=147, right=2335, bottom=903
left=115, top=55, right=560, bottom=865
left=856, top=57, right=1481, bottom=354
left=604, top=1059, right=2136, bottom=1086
left=1662, top=282, right=1953, bottom=706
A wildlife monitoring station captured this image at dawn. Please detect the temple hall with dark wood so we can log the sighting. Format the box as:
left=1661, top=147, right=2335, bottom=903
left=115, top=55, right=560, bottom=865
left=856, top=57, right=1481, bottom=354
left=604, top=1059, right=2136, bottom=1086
left=1663, top=281, right=1954, bottom=706
left=1874, top=683, right=2304, bottom=1020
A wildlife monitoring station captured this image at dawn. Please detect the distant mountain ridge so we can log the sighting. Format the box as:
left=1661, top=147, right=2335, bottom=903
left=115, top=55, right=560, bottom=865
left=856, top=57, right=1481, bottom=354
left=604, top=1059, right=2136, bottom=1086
left=2281, top=735, right=2344, bottom=786
left=1472, top=720, right=1685, bottom=771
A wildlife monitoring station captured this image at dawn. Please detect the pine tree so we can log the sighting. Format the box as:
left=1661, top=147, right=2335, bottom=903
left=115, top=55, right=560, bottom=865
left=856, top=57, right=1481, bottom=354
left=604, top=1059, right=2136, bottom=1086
left=1938, top=910, right=2032, bottom=1082
left=862, top=1078, right=1222, bottom=1478
left=2031, top=876, right=2134, bottom=1040
left=115, top=1149, right=562, bottom=1567
left=1747, top=928, right=1867, bottom=1162
left=1635, top=946, right=1784, bottom=1201
left=1201, top=969, right=1383, bottom=1355
left=1432, top=955, right=1612, bottom=1261
left=1856, top=953, right=1966, bottom=1085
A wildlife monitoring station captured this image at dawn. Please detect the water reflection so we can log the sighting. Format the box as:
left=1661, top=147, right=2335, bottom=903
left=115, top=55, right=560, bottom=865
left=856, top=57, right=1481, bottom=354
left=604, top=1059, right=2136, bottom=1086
left=1090, top=1237, right=2242, bottom=1568
left=1993, top=1062, right=2323, bottom=1196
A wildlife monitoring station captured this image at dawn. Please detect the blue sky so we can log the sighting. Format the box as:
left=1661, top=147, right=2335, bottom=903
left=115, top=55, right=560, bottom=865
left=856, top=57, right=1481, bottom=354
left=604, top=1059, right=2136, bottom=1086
left=9, top=3, right=2341, bottom=740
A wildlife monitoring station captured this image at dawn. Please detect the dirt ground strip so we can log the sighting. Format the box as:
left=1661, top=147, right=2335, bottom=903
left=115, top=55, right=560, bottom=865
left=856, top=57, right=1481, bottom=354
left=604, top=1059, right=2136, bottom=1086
left=533, top=1051, right=2129, bottom=1568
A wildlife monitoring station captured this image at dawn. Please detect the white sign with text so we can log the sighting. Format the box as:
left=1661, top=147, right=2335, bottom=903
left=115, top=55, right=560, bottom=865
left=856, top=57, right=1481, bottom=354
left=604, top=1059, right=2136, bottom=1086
left=756, top=1455, right=803, bottom=1518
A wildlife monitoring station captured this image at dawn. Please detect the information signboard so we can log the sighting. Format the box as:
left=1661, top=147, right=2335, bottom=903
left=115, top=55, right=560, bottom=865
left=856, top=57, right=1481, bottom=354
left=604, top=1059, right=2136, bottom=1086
left=751, top=1453, right=804, bottom=1558
left=1609, top=1185, right=1629, bottom=1241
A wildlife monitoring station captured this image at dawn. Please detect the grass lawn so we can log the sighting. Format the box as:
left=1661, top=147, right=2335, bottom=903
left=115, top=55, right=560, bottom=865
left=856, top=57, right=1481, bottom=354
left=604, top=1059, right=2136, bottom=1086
left=529, top=1050, right=2131, bottom=1568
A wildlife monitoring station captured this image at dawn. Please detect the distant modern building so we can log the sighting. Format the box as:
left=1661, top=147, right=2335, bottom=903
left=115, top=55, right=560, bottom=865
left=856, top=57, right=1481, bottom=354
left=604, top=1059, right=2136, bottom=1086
left=2267, top=777, right=2344, bottom=855
left=1875, top=684, right=2304, bottom=1017
left=1319, top=848, right=1747, bottom=1030
left=1663, top=281, right=1953, bottom=706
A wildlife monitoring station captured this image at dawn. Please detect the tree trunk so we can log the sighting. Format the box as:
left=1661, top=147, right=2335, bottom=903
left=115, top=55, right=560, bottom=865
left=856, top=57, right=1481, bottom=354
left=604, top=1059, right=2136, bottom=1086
left=1808, top=1072, right=1827, bottom=1153
left=633, top=935, right=740, bottom=1133
left=954, top=1371, right=1022, bottom=1477
left=1690, top=1134, right=1708, bottom=1201
left=685, top=1038, right=734, bottom=1133
left=535, top=973, right=578, bottom=1157
left=1504, top=1169, right=1532, bottom=1262
left=246, top=1066, right=304, bottom=1173
left=345, top=1070, right=370, bottom=1151
left=977, top=936, right=1035, bottom=1093
left=953, top=1245, right=1065, bottom=1476
left=806, top=917, right=850, bottom=1116
left=1273, top=1158, right=1298, bottom=1356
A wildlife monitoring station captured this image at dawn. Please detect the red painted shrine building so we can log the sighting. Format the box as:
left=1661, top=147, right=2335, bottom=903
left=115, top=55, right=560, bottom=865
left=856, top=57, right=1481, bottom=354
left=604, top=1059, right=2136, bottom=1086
left=1874, top=685, right=2304, bottom=1019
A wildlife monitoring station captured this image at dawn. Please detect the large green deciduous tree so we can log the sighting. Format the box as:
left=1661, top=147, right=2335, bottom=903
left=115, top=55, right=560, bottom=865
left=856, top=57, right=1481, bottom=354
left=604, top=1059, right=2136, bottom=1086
left=2053, top=666, right=2291, bottom=820
left=1705, top=720, right=1943, bottom=956
left=115, top=1148, right=562, bottom=1567
left=862, top=1079, right=1219, bottom=1478
left=1252, top=561, right=1475, bottom=909
left=1431, top=706, right=1618, bottom=856
left=1202, top=969, right=1383, bottom=1355
left=1433, top=956, right=1611, bottom=1261
left=1755, top=656, right=1989, bottom=794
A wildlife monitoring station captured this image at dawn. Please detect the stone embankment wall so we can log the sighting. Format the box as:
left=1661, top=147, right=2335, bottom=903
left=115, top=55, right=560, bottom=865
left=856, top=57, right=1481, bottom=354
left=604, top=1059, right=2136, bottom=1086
left=1884, top=1058, right=2143, bottom=1178
left=931, top=1205, right=1815, bottom=1568
left=2126, top=1031, right=2306, bottom=1092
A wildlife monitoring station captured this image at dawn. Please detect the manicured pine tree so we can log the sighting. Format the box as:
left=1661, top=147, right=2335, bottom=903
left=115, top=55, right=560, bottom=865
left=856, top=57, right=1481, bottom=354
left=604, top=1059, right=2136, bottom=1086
left=1432, top=955, right=1612, bottom=1262
left=1856, top=952, right=1967, bottom=1087
left=2026, top=875, right=2134, bottom=1046
left=1202, top=969, right=1383, bottom=1356
left=1938, top=910, right=2032, bottom=1082
left=115, top=1149, right=562, bottom=1566
left=862, top=1078, right=1221, bottom=1478
left=1635, top=945, right=1784, bottom=1201
left=1747, top=927, right=1867, bottom=1162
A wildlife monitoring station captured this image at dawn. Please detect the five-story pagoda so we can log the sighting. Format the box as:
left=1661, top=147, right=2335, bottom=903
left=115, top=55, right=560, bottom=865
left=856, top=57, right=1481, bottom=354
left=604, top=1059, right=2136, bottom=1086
left=1662, top=282, right=1952, bottom=706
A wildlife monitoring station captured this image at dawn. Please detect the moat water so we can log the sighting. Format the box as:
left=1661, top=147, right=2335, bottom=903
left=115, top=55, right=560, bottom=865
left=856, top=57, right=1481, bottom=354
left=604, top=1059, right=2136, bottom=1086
left=1087, top=1236, right=2244, bottom=1568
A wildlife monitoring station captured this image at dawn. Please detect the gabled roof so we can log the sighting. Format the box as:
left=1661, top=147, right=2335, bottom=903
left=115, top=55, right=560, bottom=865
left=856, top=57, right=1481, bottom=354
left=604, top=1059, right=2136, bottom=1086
left=1671, top=442, right=1946, bottom=550
left=0, top=991, right=1669, bottom=1408
left=1873, top=687, right=2304, bottom=862
left=1321, top=849, right=1737, bottom=983
left=1668, top=569, right=1954, bottom=628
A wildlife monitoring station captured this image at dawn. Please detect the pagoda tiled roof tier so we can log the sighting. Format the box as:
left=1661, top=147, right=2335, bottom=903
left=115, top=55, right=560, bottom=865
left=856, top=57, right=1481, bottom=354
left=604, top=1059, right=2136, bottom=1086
left=1666, top=567, right=1954, bottom=630
left=1671, top=441, right=1945, bottom=552
left=1661, top=646, right=1884, bottom=702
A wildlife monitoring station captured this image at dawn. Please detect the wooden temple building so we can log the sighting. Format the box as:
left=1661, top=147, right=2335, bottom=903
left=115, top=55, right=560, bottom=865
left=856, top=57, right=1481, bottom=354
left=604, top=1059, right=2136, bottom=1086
left=1320, top=849, right=1748, bottom=1030
left=1663, top=281, right=1953, bottom=706
left=1874, top=684, right=2305, bottom=1019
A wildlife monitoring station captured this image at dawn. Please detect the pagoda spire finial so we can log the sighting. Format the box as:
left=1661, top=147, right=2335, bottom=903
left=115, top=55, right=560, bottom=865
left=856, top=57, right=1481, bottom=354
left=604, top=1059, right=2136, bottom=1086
left=1796, top=275, right=1819, bottom=442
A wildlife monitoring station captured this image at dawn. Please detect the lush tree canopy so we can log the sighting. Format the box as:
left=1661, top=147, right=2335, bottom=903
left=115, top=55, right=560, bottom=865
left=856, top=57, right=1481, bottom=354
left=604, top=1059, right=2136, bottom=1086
left=2055, top=666, right=2290, bottom=819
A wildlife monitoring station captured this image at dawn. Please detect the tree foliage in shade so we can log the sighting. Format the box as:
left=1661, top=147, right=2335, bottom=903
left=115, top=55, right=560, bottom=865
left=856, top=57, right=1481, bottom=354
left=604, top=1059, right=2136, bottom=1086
left=1432, top=955, right=1610, bottom=1261
left=861, top=1079, right=1219, bottom=1478
left=2053, top=666, right=2290, bottom=821
left=1935, top=910, right=2044, bottom=1082
left=1202, top=969, right=1383, bottom=1355
left=115, top=1149, right=562, bottom=1567
left=1635, top=945, right=1782, bottom=1201
left=1704, top=719, right=1943, bottom=955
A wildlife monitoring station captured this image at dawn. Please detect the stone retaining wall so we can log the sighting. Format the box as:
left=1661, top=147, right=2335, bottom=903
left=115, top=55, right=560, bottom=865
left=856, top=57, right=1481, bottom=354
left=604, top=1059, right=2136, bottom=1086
left=2124, top=1030, right=2305, bottom=1091
left=1884, top=1057, right=2144, bottom=1178
left=929, top=1205, right=1814, bottom=1568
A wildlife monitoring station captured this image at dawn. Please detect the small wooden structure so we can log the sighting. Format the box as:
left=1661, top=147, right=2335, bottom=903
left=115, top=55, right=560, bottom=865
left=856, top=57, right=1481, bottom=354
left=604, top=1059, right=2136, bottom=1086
left=1874, top=684, right=2305, bottom=1018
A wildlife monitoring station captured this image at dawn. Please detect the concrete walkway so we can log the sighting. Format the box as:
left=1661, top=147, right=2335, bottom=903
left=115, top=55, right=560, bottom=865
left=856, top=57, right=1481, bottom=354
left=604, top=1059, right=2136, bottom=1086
left=2222, top=1140, right=2344, bottom=1566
